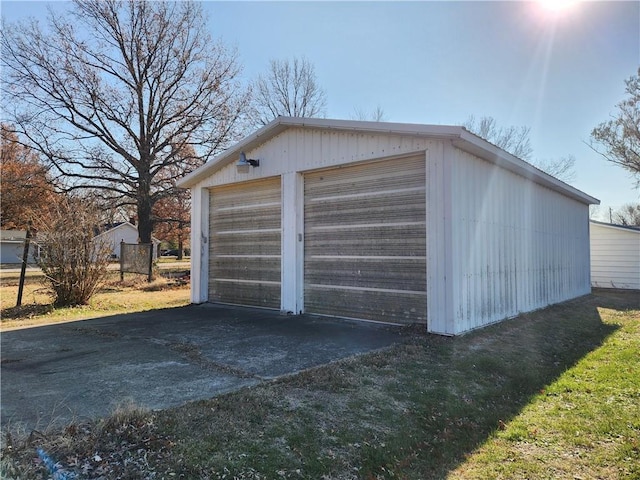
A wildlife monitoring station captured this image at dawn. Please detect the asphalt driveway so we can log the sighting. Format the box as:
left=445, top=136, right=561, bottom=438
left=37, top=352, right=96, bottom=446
left=1, top=304, right=403, bottom=432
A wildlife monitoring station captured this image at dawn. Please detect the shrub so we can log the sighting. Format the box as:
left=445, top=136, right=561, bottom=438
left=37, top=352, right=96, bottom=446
left=35, top=197, right=111, bottom=307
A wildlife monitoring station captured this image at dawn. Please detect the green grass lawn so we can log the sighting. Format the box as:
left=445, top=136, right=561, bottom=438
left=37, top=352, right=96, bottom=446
left=1, top=290, right=638, bottom=479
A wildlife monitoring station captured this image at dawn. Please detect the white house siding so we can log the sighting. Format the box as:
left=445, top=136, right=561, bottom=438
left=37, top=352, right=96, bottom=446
left=447, top=148, right=591, bottom=334
left=590, top=222, right=640, bottom=290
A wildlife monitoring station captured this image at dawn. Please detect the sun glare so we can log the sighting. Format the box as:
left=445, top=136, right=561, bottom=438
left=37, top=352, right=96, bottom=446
left=538, top=0, right=579, bottom=15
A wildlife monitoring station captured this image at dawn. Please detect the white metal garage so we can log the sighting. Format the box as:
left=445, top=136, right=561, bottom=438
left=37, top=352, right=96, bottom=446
left=179, top=117, right=599, bottom=335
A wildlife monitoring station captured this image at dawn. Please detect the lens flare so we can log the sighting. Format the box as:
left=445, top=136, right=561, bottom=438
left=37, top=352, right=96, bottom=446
left=538, top=0, right=579, bottom=14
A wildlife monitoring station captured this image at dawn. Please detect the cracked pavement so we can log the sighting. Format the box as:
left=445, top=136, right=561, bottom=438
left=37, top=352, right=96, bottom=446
left=1, top=304, right=403, bottom=432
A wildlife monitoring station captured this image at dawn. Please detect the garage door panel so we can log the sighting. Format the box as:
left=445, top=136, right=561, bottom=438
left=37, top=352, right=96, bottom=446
left=210, top=206, right=281, bottom=231
left=305, top=287, right=426, bottom=324
left=210, top=186, right=280, bottom=208
left=304, top=156, right=426, bottom=324
left=210, top=282, right=280, bottom=308
left=305, top=258, right=427, bottom=290
left=211, top=232, right=281, bottom=256
left=305, top=195, right=426, bottom=226
left=210, top=257, right=281, bottom=283
left=209, top=178, right=281, bottom=309
left=305, top=225, right=426, bottom=257
left=305, top=167, right=425, bottom=197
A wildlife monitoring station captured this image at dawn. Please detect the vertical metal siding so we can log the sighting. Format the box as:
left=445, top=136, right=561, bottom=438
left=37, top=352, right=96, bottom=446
left=450, top=149, right=591, bottom=333
left=196, top=128, right=441, bottom=188
left=208, top=178, right=281, bottom=308
left=304, top=156, right=427, bottom=324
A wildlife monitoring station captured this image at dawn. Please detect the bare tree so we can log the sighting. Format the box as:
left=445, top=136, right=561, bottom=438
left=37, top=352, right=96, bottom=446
left=612, top=203, right=640, bottom=226
left=464, top=115, right=576, bottom=183
left=464, top=115, right=533, bottom=161
left=251, top=56, right=327, bottom=126
left=1, top=0, right=251, bottom=244
left=350, top=105, right=388, bottom=122
left=535, top=155, right=577, bottom=183
left=591, top=68, right=640, bottom=187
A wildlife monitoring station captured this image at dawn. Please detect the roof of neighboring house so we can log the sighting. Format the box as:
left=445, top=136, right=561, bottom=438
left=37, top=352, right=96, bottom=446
left=590, top=220, right=640, bottom=232
left=0, top=230, right=27, bottom=241
left=93, top=222, right=161, bottom=244
left=178, top=116, right=599, bottom=206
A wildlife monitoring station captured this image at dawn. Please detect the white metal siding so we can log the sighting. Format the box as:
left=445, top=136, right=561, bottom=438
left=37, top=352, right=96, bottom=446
left=194, top=128, right=441, bottom=188
left=449, top=148, right=591, bottom=333
left=590, top=223, right=640, bottom=289
left=304, top=156, right=427, bottom=324
left=208, top=178, right=282, bottom=308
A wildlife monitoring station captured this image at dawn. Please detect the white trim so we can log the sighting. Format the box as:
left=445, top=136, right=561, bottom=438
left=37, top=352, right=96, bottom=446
left=189, top=187, right=209, bottom=304
left=281, top=172, right=304, bottom=314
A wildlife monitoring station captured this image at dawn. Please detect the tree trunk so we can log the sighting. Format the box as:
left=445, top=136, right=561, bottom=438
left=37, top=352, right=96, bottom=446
left=137, top=178, right=153, bottom=244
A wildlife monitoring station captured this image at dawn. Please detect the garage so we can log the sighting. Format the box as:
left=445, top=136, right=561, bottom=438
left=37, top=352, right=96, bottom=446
left=304, top=156, right=427, bottom=323
left=208, top=177, right=281, bottom=308
left=180, top=117, right=599, bottom=335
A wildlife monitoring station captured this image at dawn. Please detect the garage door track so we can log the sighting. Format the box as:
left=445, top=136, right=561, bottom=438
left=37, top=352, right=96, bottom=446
left=1, top=304, right=403, bottom=432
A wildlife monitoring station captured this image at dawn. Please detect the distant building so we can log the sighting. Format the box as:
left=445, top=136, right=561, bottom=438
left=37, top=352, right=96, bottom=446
left=0, top=230, right=39, bottom=264
left=590, top=220, right=640, bottom=290
left=93, top=222, right=161, bottom=260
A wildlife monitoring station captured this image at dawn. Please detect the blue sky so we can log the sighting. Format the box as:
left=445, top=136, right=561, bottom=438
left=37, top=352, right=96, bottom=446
left=1, top=1, right=638, bottom=217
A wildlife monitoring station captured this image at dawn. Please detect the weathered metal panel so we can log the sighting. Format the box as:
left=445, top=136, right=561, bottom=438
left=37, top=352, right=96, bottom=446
left=590, top=222, right=640, bottom=289
left=450, top=148, right=591, bottom=333
left=208, top=177, right=281, bottom=308
left=304, top=155, right=427, bottom=324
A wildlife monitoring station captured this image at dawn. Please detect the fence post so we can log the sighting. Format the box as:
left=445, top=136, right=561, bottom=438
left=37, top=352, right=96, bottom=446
left=16, top=222, right=32, bottom=307
left=120, top=240, right=125, bottom=282
left=147, top=243, right=153, bottom=283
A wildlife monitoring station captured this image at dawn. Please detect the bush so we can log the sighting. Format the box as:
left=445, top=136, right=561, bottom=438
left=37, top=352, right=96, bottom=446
left=35, top=197, right=111, bottom=307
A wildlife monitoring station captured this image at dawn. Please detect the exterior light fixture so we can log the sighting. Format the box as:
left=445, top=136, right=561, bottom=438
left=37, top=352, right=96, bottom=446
left=236, top=152, right=260, bottom=173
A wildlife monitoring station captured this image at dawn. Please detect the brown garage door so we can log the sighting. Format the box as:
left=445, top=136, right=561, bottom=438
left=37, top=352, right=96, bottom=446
left=209, top=178, right=281, bottom=308
left=304, top=156, right=427, bottom=324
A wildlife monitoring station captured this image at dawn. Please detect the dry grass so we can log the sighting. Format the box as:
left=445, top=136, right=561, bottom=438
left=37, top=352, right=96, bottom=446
left=0, top=270, right=190, bottom=330
left=1, top=290, right=638, bottom=479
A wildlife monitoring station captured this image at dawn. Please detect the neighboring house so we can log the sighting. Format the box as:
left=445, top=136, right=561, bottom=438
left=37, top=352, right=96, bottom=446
left=0, top=230, right=39, bottom=264
left=590, top=220, right=640, bottom=290
left=94, top=222, right=161, bottom=260
left=178, top=117, right=599, bottom=336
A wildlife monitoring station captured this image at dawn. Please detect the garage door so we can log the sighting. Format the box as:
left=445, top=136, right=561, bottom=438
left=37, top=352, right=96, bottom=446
left=304, top=156, right=427, bottom=324
left=209, top=178, right=281, bottom=308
